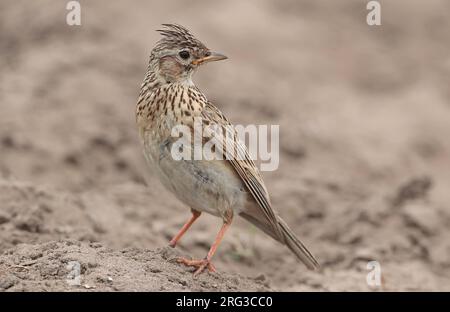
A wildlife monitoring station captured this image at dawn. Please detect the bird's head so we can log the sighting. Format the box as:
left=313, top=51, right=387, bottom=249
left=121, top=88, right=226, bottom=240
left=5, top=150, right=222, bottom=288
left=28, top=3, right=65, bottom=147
left=149, top=24, right=227, bottom=85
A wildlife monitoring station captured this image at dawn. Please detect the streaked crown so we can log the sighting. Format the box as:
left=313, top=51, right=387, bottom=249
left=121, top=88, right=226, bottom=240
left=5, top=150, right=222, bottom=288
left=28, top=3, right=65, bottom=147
left=144, top=24, right=227, bottom=86
left=154, top=24, right=208, bottom=55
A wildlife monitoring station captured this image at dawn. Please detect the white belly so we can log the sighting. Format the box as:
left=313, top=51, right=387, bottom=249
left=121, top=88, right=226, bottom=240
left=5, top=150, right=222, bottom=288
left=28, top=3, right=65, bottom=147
left=142, top=132, right=248, bottom=218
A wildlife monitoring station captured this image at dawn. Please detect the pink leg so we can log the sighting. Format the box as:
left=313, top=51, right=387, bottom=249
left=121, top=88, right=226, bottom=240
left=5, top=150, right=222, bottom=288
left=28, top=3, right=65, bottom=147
left=169, top=210, right=201, bottom=248
left=177, top=218, right=232, bottom=276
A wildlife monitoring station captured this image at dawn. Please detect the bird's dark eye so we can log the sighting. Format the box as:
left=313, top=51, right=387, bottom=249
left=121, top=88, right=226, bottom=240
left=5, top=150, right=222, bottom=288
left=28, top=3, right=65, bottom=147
left=179, top=50, right=190, bottom=60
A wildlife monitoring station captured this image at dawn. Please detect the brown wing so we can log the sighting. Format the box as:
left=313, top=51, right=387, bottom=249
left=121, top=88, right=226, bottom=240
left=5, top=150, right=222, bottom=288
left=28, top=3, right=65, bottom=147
left=200, top=101, right=319, bottom=270
left=200, top=102, right=283, bottom=239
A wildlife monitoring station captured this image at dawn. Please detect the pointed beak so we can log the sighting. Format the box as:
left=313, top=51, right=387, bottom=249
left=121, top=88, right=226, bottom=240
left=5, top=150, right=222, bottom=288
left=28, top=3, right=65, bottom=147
left=192, top=52, right=227, bottom=65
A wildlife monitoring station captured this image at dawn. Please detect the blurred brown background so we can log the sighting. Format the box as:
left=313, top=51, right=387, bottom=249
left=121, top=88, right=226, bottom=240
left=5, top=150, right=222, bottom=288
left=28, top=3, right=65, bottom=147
left=0, top=0, right=449, bottom=291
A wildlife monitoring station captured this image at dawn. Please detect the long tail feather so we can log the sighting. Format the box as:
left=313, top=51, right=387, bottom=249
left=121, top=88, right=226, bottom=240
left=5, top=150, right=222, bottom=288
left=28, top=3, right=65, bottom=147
left=240, top=212, right=320, bottom=270
left=277, top=217, right=320, bottom=270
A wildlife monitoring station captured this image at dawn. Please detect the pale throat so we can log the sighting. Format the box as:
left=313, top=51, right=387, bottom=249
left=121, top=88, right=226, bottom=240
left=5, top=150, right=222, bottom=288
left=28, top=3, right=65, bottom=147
left=144, top=58, right=196, bottom=93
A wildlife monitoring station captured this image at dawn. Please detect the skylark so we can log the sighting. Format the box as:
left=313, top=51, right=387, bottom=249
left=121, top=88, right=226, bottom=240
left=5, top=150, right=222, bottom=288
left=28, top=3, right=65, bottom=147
left=136, top=24, right=319, bottom=275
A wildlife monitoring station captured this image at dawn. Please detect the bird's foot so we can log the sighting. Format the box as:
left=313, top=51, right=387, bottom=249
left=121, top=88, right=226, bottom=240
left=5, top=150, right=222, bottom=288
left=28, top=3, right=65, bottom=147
left=177, top=257, right=216, bottom=276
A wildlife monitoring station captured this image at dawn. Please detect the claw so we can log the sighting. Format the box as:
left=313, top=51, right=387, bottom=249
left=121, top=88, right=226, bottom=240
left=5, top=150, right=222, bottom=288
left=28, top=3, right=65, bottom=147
left=172, top=220, right=231, bottom=276
left=177, top=257, right=216, bottom=276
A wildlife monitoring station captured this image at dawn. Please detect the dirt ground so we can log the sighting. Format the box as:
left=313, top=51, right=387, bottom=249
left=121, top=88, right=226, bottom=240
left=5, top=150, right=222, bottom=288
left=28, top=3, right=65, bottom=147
left=1, top=0, right=450, bottom=291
